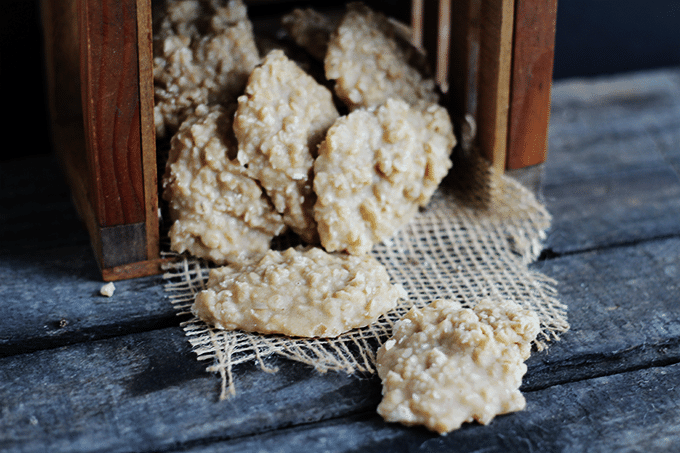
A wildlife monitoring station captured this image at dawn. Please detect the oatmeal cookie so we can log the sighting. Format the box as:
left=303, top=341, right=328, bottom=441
left=376, top=299, right=540, bottom=434
left=192, top=247, right=405, bottom=338
left=325, top=2, right=438, bottom=110
left=153, top=0, right=260, bottom=138
left=153, top=0, right=202, bottom=40
left=313, top=98, right=455, bottom=254
left=234, top=50, right=339, bottom=243
left=163, top=104, right=286, bottom=265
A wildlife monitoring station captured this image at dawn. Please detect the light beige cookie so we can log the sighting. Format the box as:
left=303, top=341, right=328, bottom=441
left=234, top=50, right=340, bottom=243
left=163, top=104, right=286, bottom=265
left=153, top=0, right=260, bottom=138
left=192, top=247, right=405, bottom=338
left=153, top=0, right=203, bottom=40
left=376, top=299, right=540, bottom=435
left=313, top=98, right=455, bottom=255
left=324, top=2, right=438, bottom=110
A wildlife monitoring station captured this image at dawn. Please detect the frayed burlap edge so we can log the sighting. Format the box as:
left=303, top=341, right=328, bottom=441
left=162, top=166, right=569, bottom=400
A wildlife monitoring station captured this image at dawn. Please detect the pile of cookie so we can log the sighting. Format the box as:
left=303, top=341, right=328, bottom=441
left=155, top=0, right=455, bottom=335
left=155, top=0, right=539, bottom=435
left=157, top=0, right=455, bottom=262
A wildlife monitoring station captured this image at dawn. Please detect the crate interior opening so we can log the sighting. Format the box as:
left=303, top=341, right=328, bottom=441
left=153, top=0, right=463, bottom=260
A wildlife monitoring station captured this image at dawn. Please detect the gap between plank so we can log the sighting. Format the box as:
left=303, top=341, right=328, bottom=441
left=523, top=337, right=680, bottom=393
left=153, top=356, right=680, bottom=453
left=537, top=232, right=680, bottom=262
left=0, top=313, right=185, bottom=359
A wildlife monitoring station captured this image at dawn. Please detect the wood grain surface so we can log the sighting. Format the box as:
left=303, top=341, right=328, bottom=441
left=1, top=236, right=679, bottom=450
left=135, top=0, right=161, bottom=261
left=80, top=0, right=146, bottom=228
left=543, top=68, right=680, bottom=254
left=45, top=0, right=162, bottom=277
left=476, top=0, right=514, bottom=174
left=193, top=363, right=680, bottom=452
left=506, top=0, right=557, bottom=169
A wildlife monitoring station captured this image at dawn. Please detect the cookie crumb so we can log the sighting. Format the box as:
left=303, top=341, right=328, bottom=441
left=100, top=282, right=116, bottom=297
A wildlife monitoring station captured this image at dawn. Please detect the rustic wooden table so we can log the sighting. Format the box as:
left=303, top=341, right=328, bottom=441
left=2, top=67, right=679, bottom=452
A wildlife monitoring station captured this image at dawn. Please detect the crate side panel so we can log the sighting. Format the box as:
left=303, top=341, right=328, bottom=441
left=136, top=0, right=160, bottom=260
left=506, top=0, right=557, bottom=169
left=80, top=0, right=146, bottom=228
left=476, top=0, right=514, bottom=174
left=42, top=0, right=104, bottom=263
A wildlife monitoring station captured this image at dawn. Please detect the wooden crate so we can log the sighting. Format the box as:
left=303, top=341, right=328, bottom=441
left=40, top=0, right=557, bottom=281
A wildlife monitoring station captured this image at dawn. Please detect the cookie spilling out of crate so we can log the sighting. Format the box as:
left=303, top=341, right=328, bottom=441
left=156, top=0, right=568, bottom=435
left=157, top=0, right=454, bottom=331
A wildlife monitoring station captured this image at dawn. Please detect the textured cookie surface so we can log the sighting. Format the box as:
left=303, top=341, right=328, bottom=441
left=325, top=3, right=438, bottom=110
left=313, top=98, right=455, bottom=255
left=376, top=299, right=540, bottom=434
left=163, top=104, right=286, bottom=265
left=153, top=0, right=260, bottom=138
left=192, top=247, right=405, bottom=337
left=234, top=50, right=340, bottom=243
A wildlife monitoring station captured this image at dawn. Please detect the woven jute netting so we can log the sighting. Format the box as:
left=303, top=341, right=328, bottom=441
left=162, top=154, right=569, bottom=400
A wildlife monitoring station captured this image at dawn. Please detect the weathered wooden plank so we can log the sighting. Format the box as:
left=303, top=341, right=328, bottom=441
left=198, top=362, right=680, bottom=453
left=541, top=68, right=680, bottom=254
left=0, top=154, right=174, bottom=356
left=542, top=166, right=680, bottom=254
left=546, top=68, right=680, bottom=185
left=0, top=328, right=381, bottom=453
left=654, top=110, right=680, bottom=176
left=525, top=237, right=680, bottom=388
left=1, top=238, right=679, bottom=452
left=0, top=244, right=175, bottom=357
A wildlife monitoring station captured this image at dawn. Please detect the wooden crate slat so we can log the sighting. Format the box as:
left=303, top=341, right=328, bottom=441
left=79, top=0, right=146, bottom=227
left=506, top=0, right=557, bottom=169
left=445, top=0, right=479, bottom=123
left=75, top=0, right=162, bottom=279
left=476, top=0, right=514, bottom=175
left=41, top=0, right=105, bottom=269
left=418, top=0, right=453, bottom=93
left=135, top=0, right=160, bottom=261
left=3, top=235, right=680, bottom=449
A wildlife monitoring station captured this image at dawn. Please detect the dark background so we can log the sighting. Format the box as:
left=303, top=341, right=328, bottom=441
left=1, top=0, right=679, bottom=158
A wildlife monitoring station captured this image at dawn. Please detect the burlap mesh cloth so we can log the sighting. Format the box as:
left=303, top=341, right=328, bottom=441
left=162, top=158, right=569, bottom=400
